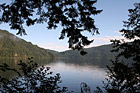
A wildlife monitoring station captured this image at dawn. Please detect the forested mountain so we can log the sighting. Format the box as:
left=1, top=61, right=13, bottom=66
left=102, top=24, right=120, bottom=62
left=58, top=45, right=126, bottom=66
left=60, top=44, right=116, bottom=58
left=0, top=29, right=130, bottom=66
left=0, top=29, right=55, bottom=58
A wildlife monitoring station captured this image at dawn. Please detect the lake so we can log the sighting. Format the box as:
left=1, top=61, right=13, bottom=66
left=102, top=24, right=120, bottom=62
left=0, top=58, right=107, bottom=92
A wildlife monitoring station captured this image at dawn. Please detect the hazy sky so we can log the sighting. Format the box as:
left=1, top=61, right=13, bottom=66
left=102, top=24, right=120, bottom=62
left=0, top=0, right=139, bottom=51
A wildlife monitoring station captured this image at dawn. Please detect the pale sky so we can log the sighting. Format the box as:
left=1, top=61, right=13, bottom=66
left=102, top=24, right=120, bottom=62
left=0, top=0, right=139, bottom=52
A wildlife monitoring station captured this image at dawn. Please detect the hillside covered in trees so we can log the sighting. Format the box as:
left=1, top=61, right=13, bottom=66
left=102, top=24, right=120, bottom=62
left=58, top=45, right=133, bottom=66
left=0, top=29, right=55, bottom=58
left=0, top=29, right=129, bottom=66
left=0, top=29, right=132, bottom=67
left=58, top=45, right=116, bottom=66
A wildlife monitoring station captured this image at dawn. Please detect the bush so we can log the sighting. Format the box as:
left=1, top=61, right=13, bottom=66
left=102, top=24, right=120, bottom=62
left=0, top=58, right=68, bottom=93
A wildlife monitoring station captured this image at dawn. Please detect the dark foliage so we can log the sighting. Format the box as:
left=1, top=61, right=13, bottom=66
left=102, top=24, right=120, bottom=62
left=0, top=58, right=69, bottom=93
left=100, top=3, right=140, bottom=93
left=80, top=82, right=91, bottom=93
left=111, top=3, right=140, bottom=62
left=0, top=0, right=102, bottom=52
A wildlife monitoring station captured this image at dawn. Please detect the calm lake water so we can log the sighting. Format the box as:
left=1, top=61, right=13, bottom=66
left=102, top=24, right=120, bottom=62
left=0, top=58, right=107, bottom=92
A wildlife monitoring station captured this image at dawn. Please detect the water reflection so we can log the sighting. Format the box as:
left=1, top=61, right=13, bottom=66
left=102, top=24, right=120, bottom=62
left=0, top=58, right=107, bottom=92
left=45, top=61, right=106, bottom=92
left=60, top=58, right=112, bottom=68
left=0, top=57, right=55, bottom=79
